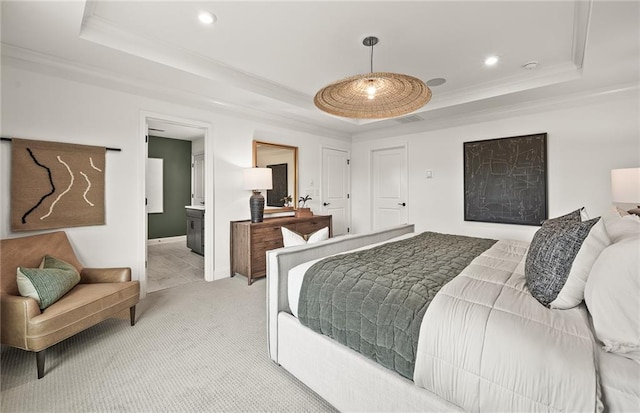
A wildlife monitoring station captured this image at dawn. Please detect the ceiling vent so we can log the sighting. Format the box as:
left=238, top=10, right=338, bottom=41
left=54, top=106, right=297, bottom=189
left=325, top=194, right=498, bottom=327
left=395, top=114, right=424, bottom=124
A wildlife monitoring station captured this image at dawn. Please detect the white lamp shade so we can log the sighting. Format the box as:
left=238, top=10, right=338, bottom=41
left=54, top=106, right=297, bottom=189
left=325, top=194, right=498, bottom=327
left=243, top=167, right=273, bottom=191
left=611, top=167, right=640, bottom=203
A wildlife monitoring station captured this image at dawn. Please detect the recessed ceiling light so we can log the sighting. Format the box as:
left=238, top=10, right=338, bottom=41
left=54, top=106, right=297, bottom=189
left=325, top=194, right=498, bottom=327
left=198, top=11, right=216, bottom=25
left=484, top=56, right=499, bottom=66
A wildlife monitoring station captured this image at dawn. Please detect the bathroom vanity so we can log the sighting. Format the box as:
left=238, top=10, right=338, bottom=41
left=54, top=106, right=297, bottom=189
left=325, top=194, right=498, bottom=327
left=185, top=206, right=205, bottom=255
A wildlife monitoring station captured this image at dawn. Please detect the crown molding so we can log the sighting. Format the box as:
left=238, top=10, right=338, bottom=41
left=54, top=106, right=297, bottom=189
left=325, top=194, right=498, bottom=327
left=1, top=0, right=621, bottom=144
left=357, top=0, right=593, bottom=127
left=1, top=43, right=352, bottom=141
left=78, top=1, right=594, bottom=130
left=352, top=82, right=638, bottom=142
left=6, top=41, right=632, bottom=145
left=79, top=6, right=316, bottom=112
left=572, top=0, right=593, bottom=72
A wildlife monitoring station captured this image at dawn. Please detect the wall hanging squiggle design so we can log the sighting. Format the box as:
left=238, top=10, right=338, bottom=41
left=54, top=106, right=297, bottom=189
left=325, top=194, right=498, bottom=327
left=11, top=138, right=106, bottom=232
left=20, top=148, right=56, bottom=224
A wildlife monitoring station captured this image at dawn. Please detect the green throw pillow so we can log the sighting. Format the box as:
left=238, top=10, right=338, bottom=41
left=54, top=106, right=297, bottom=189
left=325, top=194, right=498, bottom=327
left=16, top=255, right=81, bottom=310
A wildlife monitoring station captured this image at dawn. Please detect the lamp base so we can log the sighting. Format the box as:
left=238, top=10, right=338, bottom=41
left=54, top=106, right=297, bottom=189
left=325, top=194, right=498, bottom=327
left=249, top=191, right=265, bottom=223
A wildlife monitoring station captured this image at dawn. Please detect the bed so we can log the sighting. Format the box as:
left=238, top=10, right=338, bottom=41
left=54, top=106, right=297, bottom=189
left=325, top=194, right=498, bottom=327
left=266, top=210, right=640, bottom=412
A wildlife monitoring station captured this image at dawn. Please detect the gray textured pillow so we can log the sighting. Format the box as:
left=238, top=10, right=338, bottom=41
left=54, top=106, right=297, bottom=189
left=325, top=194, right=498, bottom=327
left=525, top=214, right=601, bottom=307
left=547, top=208, right=583, bottom=224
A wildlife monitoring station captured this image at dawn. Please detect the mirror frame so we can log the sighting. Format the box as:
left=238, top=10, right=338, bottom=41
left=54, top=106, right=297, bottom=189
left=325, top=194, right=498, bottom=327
left=252, top=140, right=298, bottom=214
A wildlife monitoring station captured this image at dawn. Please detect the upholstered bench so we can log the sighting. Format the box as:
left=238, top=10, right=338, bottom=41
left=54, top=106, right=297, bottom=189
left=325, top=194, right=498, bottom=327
left=0, top=231, right=140, bottom=378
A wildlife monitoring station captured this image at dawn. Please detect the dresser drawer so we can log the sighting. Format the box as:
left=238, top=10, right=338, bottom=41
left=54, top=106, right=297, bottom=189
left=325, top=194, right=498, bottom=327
left=296, top=217, right=331, bottom=236
left=252, top=238, right=283, bottom=254
left=252, top=225, right=282, bottom=238
left=230, top=215, right=332, bottom=286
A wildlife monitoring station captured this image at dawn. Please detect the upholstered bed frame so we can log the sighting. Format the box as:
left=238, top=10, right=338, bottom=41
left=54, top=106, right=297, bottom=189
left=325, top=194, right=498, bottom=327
left=266, top=224, right=462, bottom=411
left=267, top=212, right=640, bottom=412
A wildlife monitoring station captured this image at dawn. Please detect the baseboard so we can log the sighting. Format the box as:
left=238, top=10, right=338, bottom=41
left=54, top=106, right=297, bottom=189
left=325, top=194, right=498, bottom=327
left=147, top=235, right=187, bottom=245
left=214, top=267, right=231, bottom=280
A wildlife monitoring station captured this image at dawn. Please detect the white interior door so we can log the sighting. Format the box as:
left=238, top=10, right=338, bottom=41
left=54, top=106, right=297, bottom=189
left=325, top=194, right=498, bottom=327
left=192, top=153, right=205, bottom=206
left=371, top=146, right=408, bottom=230
left=322, top=147, right=350, bottom=235
left=146, top=158, right=164, bottom=213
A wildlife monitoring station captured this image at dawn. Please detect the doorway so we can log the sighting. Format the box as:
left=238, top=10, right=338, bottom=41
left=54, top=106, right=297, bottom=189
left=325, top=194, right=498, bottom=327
left=371, top=146, right=408, bottom=230
left=321, top=147, right=351, bottom=235
left=141, top=114, right=213, bottom=297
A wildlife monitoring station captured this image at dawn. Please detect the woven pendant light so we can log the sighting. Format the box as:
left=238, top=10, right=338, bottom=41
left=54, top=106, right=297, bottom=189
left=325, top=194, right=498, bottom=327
left=314, top=36, right=432, bottom=119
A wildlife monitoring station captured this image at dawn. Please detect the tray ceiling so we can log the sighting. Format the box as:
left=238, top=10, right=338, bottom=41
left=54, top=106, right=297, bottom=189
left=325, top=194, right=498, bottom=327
left=1, top=1, right=638, bottom=138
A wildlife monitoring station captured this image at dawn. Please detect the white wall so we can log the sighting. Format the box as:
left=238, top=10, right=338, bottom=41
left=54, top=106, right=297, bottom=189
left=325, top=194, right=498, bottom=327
left=351, top=93, right=639, bottom=241
left=3, top=64, right=636, bottom=290
left=192, top=137, right=204, bottom=155
left=0, top=65, right=349, bottom=292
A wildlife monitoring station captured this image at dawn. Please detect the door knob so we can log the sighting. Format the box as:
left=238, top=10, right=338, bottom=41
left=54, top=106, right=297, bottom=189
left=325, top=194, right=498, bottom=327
left=323, top=202, right=331, bottom=206
left=398, top=202, right=406, bottom=206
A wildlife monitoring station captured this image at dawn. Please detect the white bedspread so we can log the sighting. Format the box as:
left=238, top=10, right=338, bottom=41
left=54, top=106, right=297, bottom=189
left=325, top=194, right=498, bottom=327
left=414, top=240, right=602, bottom=412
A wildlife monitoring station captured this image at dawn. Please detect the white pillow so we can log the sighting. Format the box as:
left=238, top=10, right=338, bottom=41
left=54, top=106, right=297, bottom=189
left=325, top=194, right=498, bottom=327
left=550, top=218, right=611, bottom=309
left=580, top=207, right=590, bottom=221
left=602, top=207, right=640, bottom=243
left=281, top=226, right=329, bottom=247
left=584, top=236, right=640, bottom=363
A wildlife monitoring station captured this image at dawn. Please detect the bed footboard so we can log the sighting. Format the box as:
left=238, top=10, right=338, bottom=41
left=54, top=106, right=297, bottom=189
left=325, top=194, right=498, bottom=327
left=266, top=224, right=415, bottom=363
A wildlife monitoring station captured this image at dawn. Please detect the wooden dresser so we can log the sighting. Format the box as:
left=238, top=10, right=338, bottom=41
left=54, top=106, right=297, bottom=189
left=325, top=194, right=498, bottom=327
left=230, top=215, right=332, bottom=285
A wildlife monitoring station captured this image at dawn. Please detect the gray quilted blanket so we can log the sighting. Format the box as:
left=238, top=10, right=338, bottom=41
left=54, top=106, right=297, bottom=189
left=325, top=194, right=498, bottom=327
left=297, top=231, right=497, bottom=379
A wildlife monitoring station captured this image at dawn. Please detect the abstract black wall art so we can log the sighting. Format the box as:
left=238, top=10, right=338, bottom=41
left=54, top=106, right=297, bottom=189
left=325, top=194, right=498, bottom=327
left=464, top=133, right=547, bottom=226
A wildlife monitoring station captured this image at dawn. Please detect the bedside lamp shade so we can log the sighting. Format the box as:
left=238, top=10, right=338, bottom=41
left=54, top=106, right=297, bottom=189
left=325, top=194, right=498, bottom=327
left=612, top=167, right=640, bottom=215
left=243, top=168, right=273, bottom=223
left=243, top=168, right=273, bottom=191
left=612, top=168, right=640, bottom=203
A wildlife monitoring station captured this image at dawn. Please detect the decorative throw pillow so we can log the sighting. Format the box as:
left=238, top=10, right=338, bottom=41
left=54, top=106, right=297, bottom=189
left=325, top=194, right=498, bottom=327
left=525, top=214, right=611, bottom=309
left=16, top=255, right=81, bottom=310
left=602, top=207, right=640, bottom=243
left=281, top=227, right=329, bottom=247
left=541, top=208, right=582, bottom=224
left=584, top=236, right=640, bottom=362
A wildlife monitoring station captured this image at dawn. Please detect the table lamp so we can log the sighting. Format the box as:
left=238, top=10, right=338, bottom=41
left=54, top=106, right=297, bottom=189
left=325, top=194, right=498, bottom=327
left=243, top=167, right=273, bottom=223
left=611, top=167, right=640, bottom=215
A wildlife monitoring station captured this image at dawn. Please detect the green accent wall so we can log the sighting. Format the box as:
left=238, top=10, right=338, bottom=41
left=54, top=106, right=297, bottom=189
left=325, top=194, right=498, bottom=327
left=148, top=136, right=192, bottom=239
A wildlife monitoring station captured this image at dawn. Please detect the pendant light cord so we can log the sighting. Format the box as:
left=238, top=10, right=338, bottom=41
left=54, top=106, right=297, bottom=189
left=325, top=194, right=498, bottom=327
left=370, top=42, right=374, bottom=73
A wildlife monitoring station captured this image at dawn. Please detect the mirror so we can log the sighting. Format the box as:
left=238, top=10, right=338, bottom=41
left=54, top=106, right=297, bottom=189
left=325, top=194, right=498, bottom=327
left=253, top=140, right=298, bottom=213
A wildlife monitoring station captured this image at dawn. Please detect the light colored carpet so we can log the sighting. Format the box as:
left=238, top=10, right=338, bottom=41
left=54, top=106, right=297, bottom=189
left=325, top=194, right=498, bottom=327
left=0, top=277, right=336, bottom=412
left=147, top=241, right=204, bottom=293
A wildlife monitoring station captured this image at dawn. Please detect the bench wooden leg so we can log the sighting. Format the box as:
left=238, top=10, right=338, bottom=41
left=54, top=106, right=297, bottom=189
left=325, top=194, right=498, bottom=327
left=130, top=306, right=136, bottom=326
left=36, top=350, right=45, bottom=379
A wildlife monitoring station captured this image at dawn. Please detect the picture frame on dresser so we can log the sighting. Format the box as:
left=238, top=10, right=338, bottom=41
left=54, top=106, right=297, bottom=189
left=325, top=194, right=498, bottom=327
left=463, top=133, right=548, bottom=226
